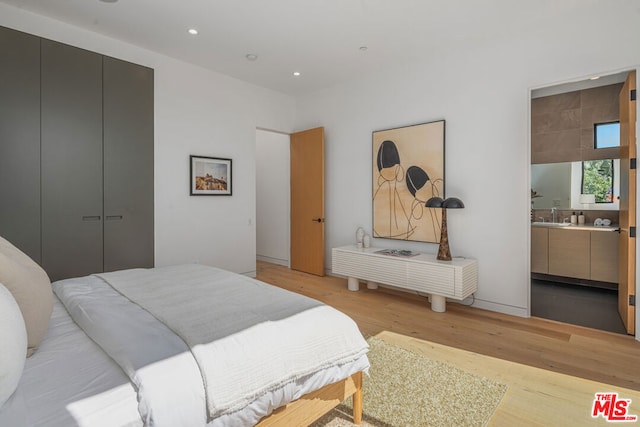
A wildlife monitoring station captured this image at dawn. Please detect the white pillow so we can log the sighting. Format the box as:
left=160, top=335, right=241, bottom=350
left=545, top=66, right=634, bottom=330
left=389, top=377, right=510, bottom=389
left=0, top=235, right=53, bottom=356
left=0, top=282, right=27, bottom=407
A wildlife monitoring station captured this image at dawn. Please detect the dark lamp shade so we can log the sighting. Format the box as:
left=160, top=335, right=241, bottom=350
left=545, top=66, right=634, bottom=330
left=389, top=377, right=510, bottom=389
left=425, top=197, right=464, bottom=209
left=425, top=197, right=444, bottom=208
left=442, top=197, right=465, bottom=209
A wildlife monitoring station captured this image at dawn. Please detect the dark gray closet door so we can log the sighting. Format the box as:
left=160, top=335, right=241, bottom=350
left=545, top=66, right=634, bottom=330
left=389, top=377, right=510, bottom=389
left=0, top=27, right=41, bottom=262
left=41, top=40, right=103, bottom=281
left=103, top=56, right=154, bottom=271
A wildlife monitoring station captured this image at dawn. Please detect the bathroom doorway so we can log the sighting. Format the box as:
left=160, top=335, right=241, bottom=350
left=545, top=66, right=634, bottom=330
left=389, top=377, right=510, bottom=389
left=529, top=70, right=636, bottom=335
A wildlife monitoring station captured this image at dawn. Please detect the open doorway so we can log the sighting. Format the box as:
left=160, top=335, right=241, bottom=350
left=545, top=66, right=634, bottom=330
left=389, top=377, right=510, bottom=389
left=530, top=70, right=636, bottom=335
left=255, top=128, right=290, bottom=267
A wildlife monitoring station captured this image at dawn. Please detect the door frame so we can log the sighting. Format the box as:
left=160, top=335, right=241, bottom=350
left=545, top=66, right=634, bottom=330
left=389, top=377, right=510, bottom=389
left=526, top=67, right=639, bottom=341
left=254, top=127, right=326, bottom=275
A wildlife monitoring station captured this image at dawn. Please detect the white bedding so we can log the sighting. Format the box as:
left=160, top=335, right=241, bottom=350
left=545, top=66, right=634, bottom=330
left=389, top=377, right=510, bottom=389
left=90, top=264, right=370, bottom=421
left=0, top=295, right=142, bottom=427
left=1, top=265, right=370, bottom=427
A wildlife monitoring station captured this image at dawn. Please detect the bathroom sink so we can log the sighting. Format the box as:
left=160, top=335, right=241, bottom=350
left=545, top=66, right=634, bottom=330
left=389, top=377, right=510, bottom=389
left=531, top=222, right=570, bottom=227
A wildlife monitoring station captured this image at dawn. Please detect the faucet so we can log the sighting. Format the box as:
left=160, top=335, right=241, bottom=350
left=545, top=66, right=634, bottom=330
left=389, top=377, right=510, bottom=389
left=551, top=207, right=557, bottom=223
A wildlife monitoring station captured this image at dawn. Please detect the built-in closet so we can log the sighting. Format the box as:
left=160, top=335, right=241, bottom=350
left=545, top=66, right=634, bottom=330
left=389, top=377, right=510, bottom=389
left=0, top=26, right=154, bottom=281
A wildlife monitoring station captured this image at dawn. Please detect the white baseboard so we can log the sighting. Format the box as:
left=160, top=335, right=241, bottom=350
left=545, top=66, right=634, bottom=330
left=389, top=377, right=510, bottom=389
left=467, top=298, right=528, bottom=317
left=257, top=255, right=289, bottom=267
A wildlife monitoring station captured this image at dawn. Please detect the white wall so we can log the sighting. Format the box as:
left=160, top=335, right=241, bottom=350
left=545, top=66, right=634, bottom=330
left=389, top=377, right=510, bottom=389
left=294, top=4, right=640, bottom=316
left=256, top=130, right=290, bottom=266
left=0, top=4, right=296, bottom=276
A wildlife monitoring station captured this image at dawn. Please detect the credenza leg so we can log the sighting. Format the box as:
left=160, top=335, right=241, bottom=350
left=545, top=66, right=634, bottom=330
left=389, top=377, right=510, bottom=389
left=431, top=294, right=446, bottom=312
left=347, top=277, right=360, bottom=291
left=366, top=281, right=378, bottom=290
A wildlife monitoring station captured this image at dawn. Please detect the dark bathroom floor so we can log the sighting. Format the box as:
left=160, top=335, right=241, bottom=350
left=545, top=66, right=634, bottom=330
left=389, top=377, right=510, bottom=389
left=531, top=278, right=627, bottom=335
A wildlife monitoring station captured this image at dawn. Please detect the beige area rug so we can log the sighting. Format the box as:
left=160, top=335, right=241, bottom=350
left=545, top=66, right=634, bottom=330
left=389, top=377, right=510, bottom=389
left=312, top=336, right=508, bottom=427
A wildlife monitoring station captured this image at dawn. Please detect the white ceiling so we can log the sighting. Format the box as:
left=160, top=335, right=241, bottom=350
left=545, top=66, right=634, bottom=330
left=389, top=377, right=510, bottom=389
left=0, top=0, right=630, bottom=95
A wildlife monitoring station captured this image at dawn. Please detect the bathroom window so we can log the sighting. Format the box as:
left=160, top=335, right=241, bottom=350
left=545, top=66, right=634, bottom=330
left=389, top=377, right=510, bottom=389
left=582, top=159, right=614, bottom=203
left=594, top=122, right=620, bottom=149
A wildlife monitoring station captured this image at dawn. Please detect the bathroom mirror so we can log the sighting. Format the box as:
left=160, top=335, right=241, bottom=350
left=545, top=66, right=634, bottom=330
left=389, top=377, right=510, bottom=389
left=531, top=159, right=619, bottom=211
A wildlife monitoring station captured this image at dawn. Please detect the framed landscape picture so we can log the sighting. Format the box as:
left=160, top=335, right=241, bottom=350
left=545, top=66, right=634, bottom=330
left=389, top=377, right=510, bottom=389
left=190, top=155, right=232, bottom=196
left=372, top=120, right=445, bottom=243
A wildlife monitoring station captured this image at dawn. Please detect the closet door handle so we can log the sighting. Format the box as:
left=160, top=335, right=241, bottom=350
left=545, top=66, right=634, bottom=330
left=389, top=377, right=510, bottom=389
left=105, top=215, right=123, bottom=221
left=82, top=215, right=101, bottom=221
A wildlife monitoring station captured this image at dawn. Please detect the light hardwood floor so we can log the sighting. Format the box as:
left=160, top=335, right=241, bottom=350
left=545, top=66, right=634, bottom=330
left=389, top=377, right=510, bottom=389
left=378, top=331, right=640, bottom=426
left=256, top=261, right=640, bottom=391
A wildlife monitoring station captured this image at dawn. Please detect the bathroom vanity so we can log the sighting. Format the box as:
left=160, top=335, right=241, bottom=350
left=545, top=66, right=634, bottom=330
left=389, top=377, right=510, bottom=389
left=531, top=223, right=619, bottom=283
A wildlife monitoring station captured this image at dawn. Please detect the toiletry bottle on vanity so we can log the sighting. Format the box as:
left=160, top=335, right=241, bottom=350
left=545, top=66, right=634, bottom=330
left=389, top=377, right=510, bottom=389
left=578, top=211, right=585, bottom=225
left=571, top=212, right=577, bottom=225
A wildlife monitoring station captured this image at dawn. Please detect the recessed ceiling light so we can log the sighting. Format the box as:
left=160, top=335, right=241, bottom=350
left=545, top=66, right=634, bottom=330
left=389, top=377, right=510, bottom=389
left=245, top=54, right=258, bottom=61
left=359, top=46, right=368, bottom=51
left=293, top=71, right=301, bottom=77
left=590, top=76, right=600, bottom=80
left=188, top=28, right=198, bottom=35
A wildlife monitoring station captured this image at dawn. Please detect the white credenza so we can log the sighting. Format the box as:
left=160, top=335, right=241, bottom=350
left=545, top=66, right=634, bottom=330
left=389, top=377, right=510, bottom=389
left=332, top=245, right=478, bottom=312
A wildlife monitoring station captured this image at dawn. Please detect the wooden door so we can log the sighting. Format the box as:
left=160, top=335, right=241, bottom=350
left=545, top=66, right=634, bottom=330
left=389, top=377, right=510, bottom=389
left=618, top=70, right=636, bottom=335
left=290, top=127, right=325, bottom=276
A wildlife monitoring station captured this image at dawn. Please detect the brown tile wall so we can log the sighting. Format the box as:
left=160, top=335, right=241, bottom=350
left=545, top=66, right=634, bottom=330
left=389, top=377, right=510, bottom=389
left=531, top=83, right=623, bottom=164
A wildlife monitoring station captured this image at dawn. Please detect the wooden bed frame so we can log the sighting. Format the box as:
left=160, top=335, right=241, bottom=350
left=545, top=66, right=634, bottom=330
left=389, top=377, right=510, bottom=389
left=256, top=372, right=363, bottom=426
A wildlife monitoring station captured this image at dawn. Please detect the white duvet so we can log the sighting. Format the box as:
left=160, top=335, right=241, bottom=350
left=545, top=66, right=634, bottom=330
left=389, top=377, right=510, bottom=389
left=0, top=295, right=142, bottom=427
left=52, top=264, right=370, bottom=427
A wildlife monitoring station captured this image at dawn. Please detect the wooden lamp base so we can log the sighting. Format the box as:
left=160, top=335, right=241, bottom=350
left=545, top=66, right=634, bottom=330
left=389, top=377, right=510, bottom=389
left=437, top=208, right=452, bottom=261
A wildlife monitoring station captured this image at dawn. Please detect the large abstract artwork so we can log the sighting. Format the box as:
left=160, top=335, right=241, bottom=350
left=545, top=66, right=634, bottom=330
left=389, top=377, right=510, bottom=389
left=372, top=120, right=445, bottom=243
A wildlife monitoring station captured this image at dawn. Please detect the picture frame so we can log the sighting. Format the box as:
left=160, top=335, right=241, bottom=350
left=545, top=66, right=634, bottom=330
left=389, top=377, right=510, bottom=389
left=190, top=155, right=232, bottom=196
left=372, top=120, right=445, bottom=243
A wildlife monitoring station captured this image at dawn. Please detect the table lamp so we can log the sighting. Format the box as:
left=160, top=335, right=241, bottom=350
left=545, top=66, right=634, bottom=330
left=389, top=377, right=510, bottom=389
left=425, top=196, right=465, bottom=261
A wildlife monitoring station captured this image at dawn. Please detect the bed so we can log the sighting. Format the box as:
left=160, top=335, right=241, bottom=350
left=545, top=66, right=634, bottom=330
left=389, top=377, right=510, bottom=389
left=0, top=236, right=369, bottom=427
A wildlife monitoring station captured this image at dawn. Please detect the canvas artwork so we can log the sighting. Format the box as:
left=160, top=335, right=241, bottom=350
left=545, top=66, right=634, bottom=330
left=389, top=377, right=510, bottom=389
left=372, top=120, right=445, bottom=243
left=190, top=155, right=232, bottom=196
